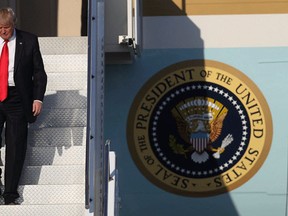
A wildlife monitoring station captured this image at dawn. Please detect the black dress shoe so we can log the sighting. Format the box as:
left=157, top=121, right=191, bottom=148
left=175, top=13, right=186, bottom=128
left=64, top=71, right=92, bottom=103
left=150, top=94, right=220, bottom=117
left=6, top=201, right=18, bottom=205
left=4, top=197, right=17, bottom=205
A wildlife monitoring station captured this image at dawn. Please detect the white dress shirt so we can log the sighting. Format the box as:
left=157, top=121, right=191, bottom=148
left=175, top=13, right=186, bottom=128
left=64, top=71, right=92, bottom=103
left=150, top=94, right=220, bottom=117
left=0, top=29, right=16, bottom=86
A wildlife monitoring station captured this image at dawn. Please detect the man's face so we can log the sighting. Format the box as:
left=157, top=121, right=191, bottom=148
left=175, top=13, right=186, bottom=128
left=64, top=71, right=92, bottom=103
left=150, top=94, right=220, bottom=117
left=0, top=21, right=14, bottom=40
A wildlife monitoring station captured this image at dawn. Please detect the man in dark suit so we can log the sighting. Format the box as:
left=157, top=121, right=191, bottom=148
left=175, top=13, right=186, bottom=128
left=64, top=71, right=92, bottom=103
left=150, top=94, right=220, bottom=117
left=0, top=7, right=47, bottom=204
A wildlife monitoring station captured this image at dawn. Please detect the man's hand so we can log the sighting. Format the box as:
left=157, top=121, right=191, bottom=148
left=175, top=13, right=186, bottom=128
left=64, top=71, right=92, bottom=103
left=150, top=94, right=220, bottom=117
left=33, top=100, right=43, bottom=116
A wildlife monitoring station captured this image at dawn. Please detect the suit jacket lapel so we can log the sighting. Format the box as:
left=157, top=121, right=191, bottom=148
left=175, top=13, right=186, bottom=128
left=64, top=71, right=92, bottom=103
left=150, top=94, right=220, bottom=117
left=14, top=29, right=24, bottom=74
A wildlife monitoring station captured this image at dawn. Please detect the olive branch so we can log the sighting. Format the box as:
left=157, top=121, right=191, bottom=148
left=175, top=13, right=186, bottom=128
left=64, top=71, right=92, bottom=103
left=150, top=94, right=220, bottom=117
left=169, top=135, right=191, bottom=159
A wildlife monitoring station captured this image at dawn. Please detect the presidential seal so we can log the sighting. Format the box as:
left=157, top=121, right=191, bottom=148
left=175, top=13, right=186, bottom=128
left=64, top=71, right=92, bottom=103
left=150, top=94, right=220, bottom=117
left=127, top=60, right=272, bottom=196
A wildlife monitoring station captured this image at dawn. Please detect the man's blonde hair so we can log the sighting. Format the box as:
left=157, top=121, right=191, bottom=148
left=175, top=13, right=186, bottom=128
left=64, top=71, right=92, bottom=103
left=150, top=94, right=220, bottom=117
left=0, top=7, right=17, bottom=25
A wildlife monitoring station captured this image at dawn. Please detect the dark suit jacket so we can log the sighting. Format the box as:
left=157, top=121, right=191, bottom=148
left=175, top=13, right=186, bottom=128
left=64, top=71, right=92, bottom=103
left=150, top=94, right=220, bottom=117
left=14, top=29, right=47, bottom=123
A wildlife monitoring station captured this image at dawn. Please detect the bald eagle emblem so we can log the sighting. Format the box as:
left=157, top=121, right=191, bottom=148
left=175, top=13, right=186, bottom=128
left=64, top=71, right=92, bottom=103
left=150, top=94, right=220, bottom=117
left=171, top=97, right=233, bottom=163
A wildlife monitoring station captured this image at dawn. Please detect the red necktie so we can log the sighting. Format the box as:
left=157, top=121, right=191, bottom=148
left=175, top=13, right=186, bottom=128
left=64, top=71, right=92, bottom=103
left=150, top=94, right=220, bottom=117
left=0, top=40, right=9, bottom=101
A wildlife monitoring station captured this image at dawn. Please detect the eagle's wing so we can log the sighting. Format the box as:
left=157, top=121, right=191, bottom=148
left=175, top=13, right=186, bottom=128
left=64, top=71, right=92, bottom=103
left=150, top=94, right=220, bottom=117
left=210, top=112, right=227, bottom=142
left=174, top=117, right=190, bottom=143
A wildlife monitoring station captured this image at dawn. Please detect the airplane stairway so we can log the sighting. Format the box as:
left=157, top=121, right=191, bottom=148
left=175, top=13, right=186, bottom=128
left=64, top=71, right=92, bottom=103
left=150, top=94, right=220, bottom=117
left=0, top=37, right=88, bottom=215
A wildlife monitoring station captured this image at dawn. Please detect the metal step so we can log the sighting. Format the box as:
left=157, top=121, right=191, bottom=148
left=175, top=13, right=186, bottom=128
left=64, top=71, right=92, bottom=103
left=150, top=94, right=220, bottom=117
left=0, top=204, right=85, bottom=216
left=46, top=72, right=87, bottom=91
left=28, top=127, right=86, bottom=147
left=26, top=146, right=86, bottom=166
left=39, top=37, right=87, bottom=55
left=30, top=108, right=87, bottom=128
left=0, top=184, right=84, bottom=205
left=1, top=146, right=85, bottom=166
left=43, top=54, right=87, bottom=73
left=20, top=165, right=85, bottom=185
left=0, top=165, right=85, bottom=185
left=43, top=90, right=87, bottom=109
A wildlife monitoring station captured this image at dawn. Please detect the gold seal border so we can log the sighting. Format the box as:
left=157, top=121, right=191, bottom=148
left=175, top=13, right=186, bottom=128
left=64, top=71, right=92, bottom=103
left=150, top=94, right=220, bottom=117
left=127, top=59, right=273, bottom=197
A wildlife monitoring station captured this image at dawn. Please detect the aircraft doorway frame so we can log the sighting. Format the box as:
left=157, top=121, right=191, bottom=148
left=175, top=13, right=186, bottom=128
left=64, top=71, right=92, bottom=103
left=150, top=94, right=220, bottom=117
left=86, top=0, right=107, bottom=216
